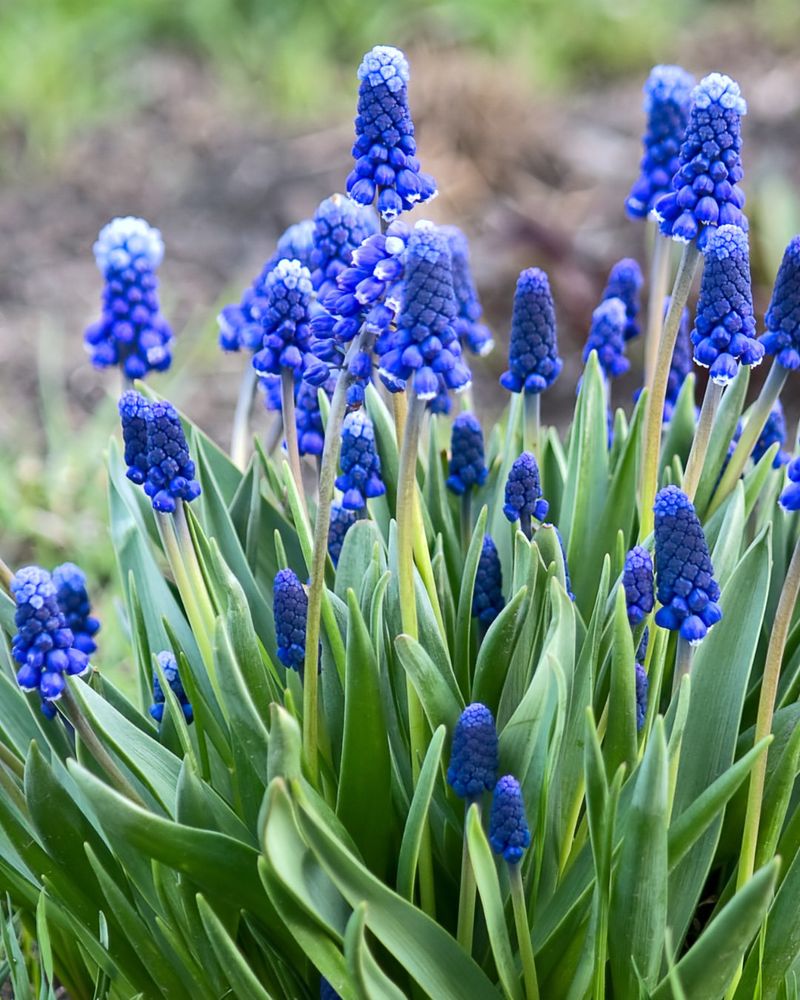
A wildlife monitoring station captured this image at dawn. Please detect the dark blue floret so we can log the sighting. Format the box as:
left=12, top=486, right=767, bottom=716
left=140, top=398, right=201, bottom=513
left=780, top=458, right=800, bottom=512
left=583, top=297, right=629, bottom=379
left=500, top=268, right=562, bottom=395
left=635, top=662, right=648, bottom=731
left=274, top=569, right=309, bottom=671
left=320, top=979, right=341, bottom=1000
left=653, top=485, right=722, bottom=644
left=376, top=224, right=471, bottom=400
left=84, top=217, right=173, bottom=379
left=691, top=225, right=762, bottom=385
left=636, top=626, right=650, bottom=664
left=623, top=546, right=655, bottom=626
left=503, top=452, right=548, bottom=523
left=150, top=650, right=193, bottom=723
left=550, top=524, right=575, bottom=601
left=11, top=566, right=89, bottom=714
left=335, top=410, right=385, bottom=510
left=218, top=220, right=315, bottom=352
left=447, top=413, right=488, bottom=495
left=655, top=74, right=747, bottom=249
left=52, top=563, right=100, bottom=656
left=752, top=402, right=790, bottom=469
left=328, top=498, right=358, bottom=567
left=626, top=65, right=695, bottom=219
left=602, top=259, right=643, bottom=341
left=347, top=46, right=437, bottom=220
left=759, top=236, right=800, bottom=370
left=489, top=775, right=531, bottom=864
left=472, top=536, right=505, bottom=626
left=295, top=375, right=337, bottom=457
left=447, top=703, right=498, bottom=799
left=440, top=226, right=493, bottom=357
left=119, top=389, right=151, bottom=485
left=309, top=194, right=379, bottom=298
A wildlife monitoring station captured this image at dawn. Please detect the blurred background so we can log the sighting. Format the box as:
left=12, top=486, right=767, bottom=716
left=1, top=0, right=799, bottom=669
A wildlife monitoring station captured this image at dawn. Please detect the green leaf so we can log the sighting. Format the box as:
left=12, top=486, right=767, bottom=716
left=396, top=727, right=445, bottom=902
left=693, top=364, right=749, bottom=517
left=472, top=585, right=528, bottom=713
left=660, top=374, right=696, bottom=477
left=603, top=586, right=637, bottom=780
left=196, top=895, right=276, bottom=1000
left=335, top=521, right=386, bottom=603
left=453, top=505, right=488, bottom=696
left=344, top=903, right=407, bottom=1000
left=394, top=635, right=464, bottom=733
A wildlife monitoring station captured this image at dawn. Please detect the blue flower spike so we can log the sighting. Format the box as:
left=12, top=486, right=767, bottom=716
left=335, top=410, right=386, bottom=510
left=347, top=46, right=437, bottom=220
left=11, top=566, right=90, bottom=716
left=52, top=563, right=100, bottom=655
left=500, top=268, right=562, bottom=395
left=653, top=485, right=722, bottom=644
left=655, top=74, right=748, bottom=249
left=691, top=225, right=762, bottom=385
left=447, top=413, right=488, bottom=495
left=759, top=235, right=800, bottom=370
left=623, top=546, right=655, bottom=626
left=447, top=703, right=499, bottom=799
left=472, top=536, right=505, bottom=627
left=140, top=397, right=202, bottom=513
left=635, top=663, right=649, bottom=731
left=150, top=651, right=193, bottom=723
left=489, top=775, right=531, bottom=864
left=583, top=297, right=630, bottom=380
left=626, top=65, right=695, bottom=219
left=440, top=226, right=493, bottom=356
left=274, top=569, right=309, bottom=672
left=309, top=194, right=379, bottom=297
left=752, top=402, right=790, bottom=469
left=328, top=498, right=358, bottom=566
left=503, top=452, right=549, bottom=535
left=602, top=259, right=644, bottom=341
left=119, top=389, right=151, bottom=485
left=84, top=216, right=173, bottom=379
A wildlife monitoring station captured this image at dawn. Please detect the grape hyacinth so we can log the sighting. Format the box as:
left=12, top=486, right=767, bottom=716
left=500, top=268, right=562, bottom=395
left=472, top=536, right=505, bottom=627
left=52, top=563, right=100, bottom=655
left=440, top=225, right=493, bottom=356
left=447, top=703, right=499, bottom=799
left=759, top=235, right=800, bottom=370
left=328, top=498, right=358, bottom=567
left=446, top=413, right=488, bottom=495
left=691, top=225, right=762, bottom=384
left=583, top=297, right=629, bottom=379
left=118, top=391, right=150, bottom=484
left=489, top=775, right=531, bottom=863
left=335, top=410, right=386, bottom=510
left=309, top=194, right=379, bottom=298
left=626, top=65, right=695, bottom=219
left=346, top=46, right=436, bottom=220
left=295, top=377, right=337, bottom=457
left=376, top=223, right=471, bottom=400
left=635, top=662, right=649, bottom=731
left=273, top=569, right=308, bottom=672
left=655, top=74, right=747, bottom=248
left=623, top=546, right=655, bottom=626
left=138, top=397, right=201, bottom=513
left=752, top=403, right=790, bottom=468
left=11, top=566, right=90, bottom=715
left=84, top=216, right=172, bottom=380
left=653, top=485, right=722, bottom=643
left=150, top=651, right=193, bottom=723
left=218, top=219, right=315, bottom=352
left=503, top=452, right=549, bottom=524
left=779, top=458, right=800, bottom=511
left=602, top=259, right=644, bottom=341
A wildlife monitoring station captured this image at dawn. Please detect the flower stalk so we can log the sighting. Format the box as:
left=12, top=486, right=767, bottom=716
left=509, top=864, right=540, bottom=1000
left=230, top=365, right=258, bottom=471
left=682, top=380, right=724, bottom=500
left=644, top=230, right=673, bottom=385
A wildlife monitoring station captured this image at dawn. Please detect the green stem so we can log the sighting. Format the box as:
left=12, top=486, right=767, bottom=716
left=524, top=392, right=541, bottom=458
left=673, top=636, right=695, bottom=696
left=456, top=802, right=479, bottom=953
left=682, top=379, right=724, bottom=501
left=230, top=364, right=258, bottom=471
left=460, top=492, right=473, bottom=554
left=639, top=243, right=702, bottom=541
left=644, top=229, right=673, bottom=387
left=281, top=369, right=308, bottom=521
left=0, top=556, right=12, bottom=594
left=172, top=502, right=217, bottom=632
left=509, top=863, right=539, bottom=1000
left=706, top=361, right=789, bottom=519
left=264, top=412, right=283, bottom=455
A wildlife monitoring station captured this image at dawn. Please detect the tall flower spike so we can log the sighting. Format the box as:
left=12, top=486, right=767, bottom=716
left=142, top=400, right=201, bottom=513
left=623, top=546, right=655, bottom=626
left=472, top=536, right=505, bottom=627
left=440, top=226, right=493, bottom=356
left=601, top=259, right=644, bottom=341
left=691, top=225, right=762, bottom=384
left=335, top=410, right=386, bottom=510
left=328, top=497, right=358, bottom=567
left=489, top=775, right=531, bottom=863
left=219, top=219, right=315, bottom=352
left=759, top=235, right=800, bottom=370
left=309, top=194, right=379, bottom=298
left=503, top=453, right=549, bottom=523
left=446, top=413, right=488, bottom=495
left=583, top=297, right=629, bottom=379
left=779, top=458, right=800, bottom=511
left=119, top=390, right=151, bottom=485
left=11, top=566, right=89, bottom=716
left=84, top=216, right=172, bottom=379
left=500, top=268, right=562, bottom=395
left=447, top=703, right=499, bottom=799
left=52, top=563, right=100, bottom=655
left=655, top=74, right=747, bottom=248
left=752, top=402, right=790, bottom=468
left=635, top=663, right=649, bottom=731
left=626, top=65, right=695, bottom=219
left=653, top=485, right=722, bottom=644
left=376, top=223, right=471, bottom=400
left=150, top=651, right=193, bottom=723
left=273, top=569, right=308, bottom=672
left=347, top=46, right=437, bottom=220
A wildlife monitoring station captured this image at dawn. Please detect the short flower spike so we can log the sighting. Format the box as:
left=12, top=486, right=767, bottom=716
left=503, top=453, right=549, bottom=523
left=150, top=651, right=193, bottom=723
left=84, top=216, right=173, bottom=379
left=472, top=536, right=505, bottom=627
left=626, top=65, right=695, bottom=219
left=446, top=413, right=488, bottom=495
left=691, top=225, right=763, bottom=385
left=347, top=46, right=437, bottom=220
left=295, top=376, right=337, bottom=457
left=447, top=703, right=499, bottom=799
left=273, top=569, right=308, bottom=671
left=653, top=485, right=722, bottom=644
left=752, top=402, right=790, bottom=469
left=328, top=498, right=358, bottom=567
left=500, top=268, right=562, bottom=395
left=759, top=236, right=800, bottom=370
left=309, top=194, right=379, bottom=298
left=583, top=297, right=630, bottom=379
left=335, top=410, right=386, bottom=510
left=623, top=546, right=655, bottom=626
left=635, top=662, right=649, bottom=731
left=52, top=563, right=100, bottom=656
left=489, top=775, right=531, bottom=864
left=141, top=399, right=202, bottom=513
left=601, top=259, right=644, bottom=341
left=655, top=74, right=747, bottom=248
left=119, top=390, right=151, bottom=486
left=439, top=225, right=493, bottom=357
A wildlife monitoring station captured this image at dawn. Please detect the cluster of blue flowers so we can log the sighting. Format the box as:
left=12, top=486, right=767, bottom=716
left=440, top=226, right=493, bottom=357
left=500, top=268, right=562, bottom=395
left=601, top=258, right=643, bottom=341
left=583, top=297, right=629, bottom=380
left=328, top=499, right=358, bottom=566
left=273, top=569, right=309, bottom=672
left=752, top=403, right=790, bottom=469
left=150, top=651, right=193, bottom=723
left=759, top=236, right=800, bottom=370
left=335, top=410, right=386, bottom=510
left=503, top=453, right=548, bottom=525
left=446, top=413, right=488, bottom=495
left=52, top=563, right=100, bottom=655
left=780, top=458, right=800, bottom=512
left=472, top=536, right=505, bottom=627
left=623, top=546, right=655, bottom=627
